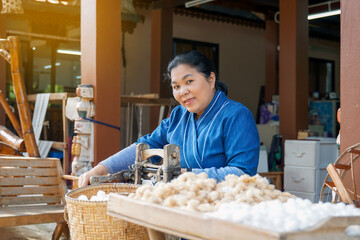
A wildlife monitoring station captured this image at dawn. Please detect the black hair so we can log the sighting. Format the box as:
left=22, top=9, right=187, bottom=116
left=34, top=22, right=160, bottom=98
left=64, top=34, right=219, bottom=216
left=166, top=50, right=228, bottom=95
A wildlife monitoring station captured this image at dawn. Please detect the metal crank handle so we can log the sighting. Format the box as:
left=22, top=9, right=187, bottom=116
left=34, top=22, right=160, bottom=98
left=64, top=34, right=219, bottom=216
left=89, top=175, right=112, bottom=185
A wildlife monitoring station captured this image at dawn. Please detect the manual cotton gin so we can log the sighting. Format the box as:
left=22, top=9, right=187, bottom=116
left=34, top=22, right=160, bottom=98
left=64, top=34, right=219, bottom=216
left=90, top=143, right=181, bottom=185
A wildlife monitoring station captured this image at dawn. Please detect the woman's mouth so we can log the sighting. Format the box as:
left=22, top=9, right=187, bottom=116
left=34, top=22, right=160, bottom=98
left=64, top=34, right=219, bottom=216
left=184, top=98, right=195, bottom=105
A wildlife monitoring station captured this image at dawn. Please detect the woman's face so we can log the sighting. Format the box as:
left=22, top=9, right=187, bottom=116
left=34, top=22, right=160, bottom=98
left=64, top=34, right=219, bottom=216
left=171, top=64, right=216, bottom=119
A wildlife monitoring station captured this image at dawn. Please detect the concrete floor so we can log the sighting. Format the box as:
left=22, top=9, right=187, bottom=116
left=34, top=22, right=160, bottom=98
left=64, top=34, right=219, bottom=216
left=0, top=223, right=66, bottom=240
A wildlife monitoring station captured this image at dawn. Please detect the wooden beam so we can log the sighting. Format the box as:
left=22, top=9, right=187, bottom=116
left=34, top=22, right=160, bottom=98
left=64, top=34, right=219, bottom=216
left=150, top=8, right=173, bottom=131
left=265, top=19, right=278, bottom=103
left=340, top=0, right=360, bottom=153
left=152, top=0, right=188, bottom=9
left=0, top=15, right=6, bottom=126
left=81, top=0, right=122, bottom=165
left=279, top=0, right=308, bottom=140
left=210, top=0, right=278, bottom=13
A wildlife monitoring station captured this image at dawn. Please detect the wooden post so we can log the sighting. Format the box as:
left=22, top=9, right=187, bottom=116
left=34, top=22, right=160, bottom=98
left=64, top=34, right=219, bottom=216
left=150, top=8, right=173, bottom=131
left=50, top=41, right=57, bottom=93
left=265, top=17, right=278, bottom=103
left=279, top=0, right=309, bottom=141
left=340, top=0, right=360, bottom=153
left=0, top=91, right=22, bottom=137
left=0, top=15, right=6, bottom=126
left=163, top=144, right=180, bottom=183
left=81, top=0, right=122, bottom=165
left=135, top=143, right=149, bottom=185
left=9, top=37, right=39, bottom=157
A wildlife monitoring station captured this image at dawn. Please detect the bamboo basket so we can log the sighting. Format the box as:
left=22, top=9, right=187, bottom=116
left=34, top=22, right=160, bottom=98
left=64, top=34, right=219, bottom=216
left=65, top=183, right=149, bottom=240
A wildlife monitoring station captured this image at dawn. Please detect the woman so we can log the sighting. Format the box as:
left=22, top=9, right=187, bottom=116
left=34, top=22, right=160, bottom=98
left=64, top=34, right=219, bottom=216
left=78, top=50, right=259, bottom=187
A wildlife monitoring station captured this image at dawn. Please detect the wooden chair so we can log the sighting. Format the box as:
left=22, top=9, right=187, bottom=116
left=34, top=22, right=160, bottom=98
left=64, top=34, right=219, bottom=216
left=0, top=156, right=75, bottom=239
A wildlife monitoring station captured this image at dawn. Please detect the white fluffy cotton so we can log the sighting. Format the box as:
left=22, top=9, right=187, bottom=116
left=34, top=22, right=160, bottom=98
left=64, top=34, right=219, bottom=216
left=77, top=195, right=88, bottom=201
left=207, top=198, right=360, bottom=233
left=77, top=190, right=110, bottom=201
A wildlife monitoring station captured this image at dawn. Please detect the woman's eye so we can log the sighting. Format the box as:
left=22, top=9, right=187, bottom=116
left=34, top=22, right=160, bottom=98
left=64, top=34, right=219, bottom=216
left=186, top=80, right=193, bottom=84
left=173, top=85, right=179, bottom=90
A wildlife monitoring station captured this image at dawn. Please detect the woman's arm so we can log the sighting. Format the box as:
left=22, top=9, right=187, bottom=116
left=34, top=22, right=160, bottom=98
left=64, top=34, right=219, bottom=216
left=78, top=144, right=137, bottom=187
left=77, top=113, right=174, bottom=187
left=191, top=166, right=244, bottom=181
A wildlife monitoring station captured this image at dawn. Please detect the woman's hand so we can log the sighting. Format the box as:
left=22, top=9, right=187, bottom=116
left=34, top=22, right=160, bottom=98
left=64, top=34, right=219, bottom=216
left=78, top=164, right=108, bottom=188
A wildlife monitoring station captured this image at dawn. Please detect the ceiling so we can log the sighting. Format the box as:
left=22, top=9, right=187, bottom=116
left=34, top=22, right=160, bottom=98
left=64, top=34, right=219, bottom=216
left=17, top=0, right=340, bottom=42
left=176, top=0, right=340, bottom=42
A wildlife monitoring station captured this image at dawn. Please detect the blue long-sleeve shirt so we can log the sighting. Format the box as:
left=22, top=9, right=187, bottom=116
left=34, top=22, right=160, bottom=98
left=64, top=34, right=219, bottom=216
left=101, top=90, right=260, bottom=181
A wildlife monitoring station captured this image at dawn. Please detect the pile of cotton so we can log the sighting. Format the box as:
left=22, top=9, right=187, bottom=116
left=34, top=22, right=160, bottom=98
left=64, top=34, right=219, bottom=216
left=77, top=190, right=110, bottom=201
left=129, top=172, right=295, bottom=212
left=207, top=198, right=360, bottom=233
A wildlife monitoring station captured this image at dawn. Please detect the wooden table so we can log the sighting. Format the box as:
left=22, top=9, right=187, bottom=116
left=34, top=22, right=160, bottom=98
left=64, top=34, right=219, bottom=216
left=107, top=193, right=360, bottom=240
left=259, top=171, right=283, bottom=190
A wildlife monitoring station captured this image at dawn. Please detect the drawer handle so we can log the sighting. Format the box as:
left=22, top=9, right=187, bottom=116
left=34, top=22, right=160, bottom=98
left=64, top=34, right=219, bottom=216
left=291, top=176, right=304, bottom=183
left=292, top=152, right=305, bottom=158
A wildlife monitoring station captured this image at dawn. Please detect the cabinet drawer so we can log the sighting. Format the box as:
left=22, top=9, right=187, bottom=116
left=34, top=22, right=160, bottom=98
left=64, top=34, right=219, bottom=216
left=284, top=166, right=318, bottom=193
left=287, top=190, right=332, bottom=203
left=287, top=190, right=317, bottom=203
left=285, top=140, right=320, bottom=167
left=285, top=166, right=328, bottom=195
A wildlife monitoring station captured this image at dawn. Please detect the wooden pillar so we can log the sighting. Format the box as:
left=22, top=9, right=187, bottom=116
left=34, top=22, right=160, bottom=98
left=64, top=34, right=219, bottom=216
left=279, top=0, right=308, bottom=140
left=50, top=41, right=57, bottom=93
left=0, top=15, right=6, bottom=126
left=340, top=0, right=360, bottom=152
left=265, top=17, right=278, bottom=103
left=81, top=0, right=122, bottom=165
left=150, top=8, right=173, bottom=130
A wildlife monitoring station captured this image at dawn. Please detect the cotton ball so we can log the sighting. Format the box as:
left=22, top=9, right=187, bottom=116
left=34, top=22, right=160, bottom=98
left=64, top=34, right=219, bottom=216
left=194, top=172, right=206, bottom=179
left=208, top=191, right=220, bottom=202
left=163, top=196, right=178, bottom=207
left=345, top=225, right=360, bottom=237
left=90, top=195, right=99, bottom=201
left=198, top=203, right=214, bottom=212
left=77, top=195, right=88, bottom=201
left=147, top=195, right=162, bottom=204
left=97, top=190, right=108, bottom=201
left=187, top=199, right=200, bottom=210
left=197, top=190, right=209, bottom=202
left=220, top=186, right=233, bottom=193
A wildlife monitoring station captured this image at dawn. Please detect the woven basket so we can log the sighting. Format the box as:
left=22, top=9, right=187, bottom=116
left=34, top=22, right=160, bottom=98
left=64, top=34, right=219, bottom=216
left=65, top=183, right=149, bottom=240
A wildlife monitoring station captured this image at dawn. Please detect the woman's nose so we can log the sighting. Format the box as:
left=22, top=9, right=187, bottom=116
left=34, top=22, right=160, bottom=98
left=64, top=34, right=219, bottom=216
left=180, top=86, right=189, bottom=95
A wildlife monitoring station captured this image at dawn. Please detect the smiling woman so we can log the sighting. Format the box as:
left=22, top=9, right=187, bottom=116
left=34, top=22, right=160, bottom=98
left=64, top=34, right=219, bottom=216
left=170, top=64, right=215, bottom=120
left=78, top=50, right=260, bottom=186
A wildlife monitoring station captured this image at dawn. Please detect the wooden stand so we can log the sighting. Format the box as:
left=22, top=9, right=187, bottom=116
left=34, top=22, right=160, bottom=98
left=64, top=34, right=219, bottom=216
left=121, top=95, right=176, bottom=146
left=28, top=92, right=76, bottom=174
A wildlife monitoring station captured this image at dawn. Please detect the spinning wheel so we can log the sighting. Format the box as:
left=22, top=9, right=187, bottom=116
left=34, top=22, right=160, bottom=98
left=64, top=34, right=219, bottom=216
left=320, top=143, right=360, bottom=206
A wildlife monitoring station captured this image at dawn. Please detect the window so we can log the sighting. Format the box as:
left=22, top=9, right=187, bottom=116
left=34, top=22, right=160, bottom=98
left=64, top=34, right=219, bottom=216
left=173, top=38, right=219, bottom=76
left=309, top=58, right=335, bottom=99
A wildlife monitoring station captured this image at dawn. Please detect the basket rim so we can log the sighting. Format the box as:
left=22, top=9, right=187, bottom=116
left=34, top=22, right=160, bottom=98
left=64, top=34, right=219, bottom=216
left=65, top=183, right=139, bottom=202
